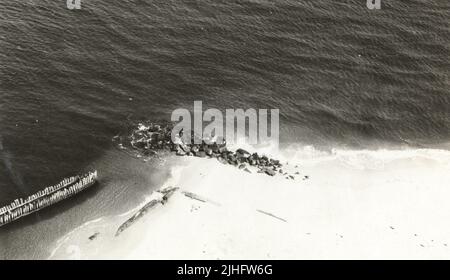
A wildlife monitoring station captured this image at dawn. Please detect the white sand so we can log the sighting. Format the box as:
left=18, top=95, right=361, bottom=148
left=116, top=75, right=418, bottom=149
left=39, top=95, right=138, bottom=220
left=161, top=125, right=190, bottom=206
left=49, top=146, right=450, bottom=259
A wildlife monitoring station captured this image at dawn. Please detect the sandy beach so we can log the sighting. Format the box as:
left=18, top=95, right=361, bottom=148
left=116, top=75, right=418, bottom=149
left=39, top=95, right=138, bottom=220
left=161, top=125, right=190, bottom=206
left=47, top=146, right=450, bottom=260
left=2, top=0, right=449, bottom=262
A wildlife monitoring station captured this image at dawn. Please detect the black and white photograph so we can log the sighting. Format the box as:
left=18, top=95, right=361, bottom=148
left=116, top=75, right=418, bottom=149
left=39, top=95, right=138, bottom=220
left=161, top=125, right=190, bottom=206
left=0, top=0, right=449, bottom=261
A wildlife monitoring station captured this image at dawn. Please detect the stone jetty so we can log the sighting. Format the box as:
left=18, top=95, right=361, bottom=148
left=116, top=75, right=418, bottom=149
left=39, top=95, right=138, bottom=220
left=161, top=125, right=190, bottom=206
left=120, top=122, right=299, bottom=179
left=0, top=171, right=98, bottom=227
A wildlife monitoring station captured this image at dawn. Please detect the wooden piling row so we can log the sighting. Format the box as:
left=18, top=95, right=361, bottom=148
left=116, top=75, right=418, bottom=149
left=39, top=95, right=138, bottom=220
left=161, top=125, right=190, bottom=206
left=0, top=171, right=98, bottom=227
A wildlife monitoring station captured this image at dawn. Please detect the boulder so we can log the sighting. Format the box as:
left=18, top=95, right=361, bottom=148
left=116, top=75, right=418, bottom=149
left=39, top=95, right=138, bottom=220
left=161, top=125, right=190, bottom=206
left=228, top=153, right=236, bottom=161
left=205, top=148, right=213, bottom=156
left=171, top=144, right=179, bottom=152
left=236, top=148, right=251, bottom=158
left=265, top=169, right=276, bottom=176
left=195, top=151, right=206, bottom=158
left=260, top=167, right=276, bottom=176
left=176, top=146, right=186, bottom=156
left=237, top=156, right=247, bottom=163
left=176, top=150, right=186, bottom=156
left=191, top=145, right=200, bottom=153
left=180, top=143, right=190, bottom=153
left=216, top=137, right=227, bottom=147
left=211, top=143, right=220, bottom=153
left=217, top=157, right=228, bottom=164
left=133, top=141, right=146, bottom=149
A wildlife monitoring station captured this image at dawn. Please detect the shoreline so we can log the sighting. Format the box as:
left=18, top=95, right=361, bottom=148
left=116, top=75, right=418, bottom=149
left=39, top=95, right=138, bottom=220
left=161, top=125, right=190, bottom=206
left=48, top=146, right=450, bottom=259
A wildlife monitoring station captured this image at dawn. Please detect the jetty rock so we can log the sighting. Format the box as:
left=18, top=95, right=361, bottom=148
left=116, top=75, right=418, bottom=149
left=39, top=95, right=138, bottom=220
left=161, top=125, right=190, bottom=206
left=120, top=123, right=307, bottom=180
left=195, top=151, right=207, bottom=158
left=260, top=167, right=276, bottom=176
left=236, top=149, right=251, bottom=158
left=176, top=147, right=186, bottom=156
left=191, top=145, right=200, bottom=153
left=205, top=147, right=213, bottom=156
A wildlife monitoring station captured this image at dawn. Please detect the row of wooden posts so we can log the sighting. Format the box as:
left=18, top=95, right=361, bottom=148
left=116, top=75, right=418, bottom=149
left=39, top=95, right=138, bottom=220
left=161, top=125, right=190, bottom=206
left=0, top=171, right=97, bottom=226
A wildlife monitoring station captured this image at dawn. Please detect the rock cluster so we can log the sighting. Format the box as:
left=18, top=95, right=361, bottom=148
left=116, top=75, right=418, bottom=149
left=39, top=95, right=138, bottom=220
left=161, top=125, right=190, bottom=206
left=124, top=122, right=301, bottom=179
left=129, top=123, right=173, bottom=155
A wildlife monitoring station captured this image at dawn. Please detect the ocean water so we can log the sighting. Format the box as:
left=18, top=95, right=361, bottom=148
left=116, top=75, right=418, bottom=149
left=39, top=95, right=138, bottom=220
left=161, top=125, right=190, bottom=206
left=0, top=0, right=449, bottom=258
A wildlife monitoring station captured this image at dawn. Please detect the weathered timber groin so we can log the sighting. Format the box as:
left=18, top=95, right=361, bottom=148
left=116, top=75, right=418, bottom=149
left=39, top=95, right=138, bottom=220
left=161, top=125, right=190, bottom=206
left=0, top=171, right=98, bottom=227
